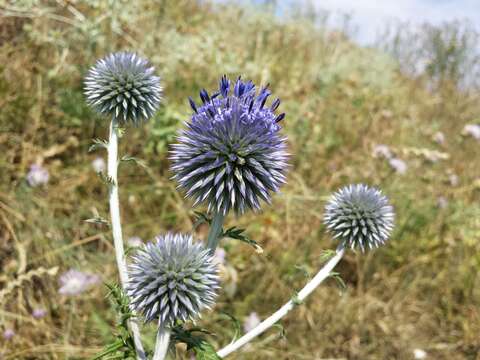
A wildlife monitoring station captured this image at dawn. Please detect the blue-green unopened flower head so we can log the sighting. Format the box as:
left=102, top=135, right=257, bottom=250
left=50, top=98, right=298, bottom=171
left=324, top=184, right=394, bottom=251
left=84, top=52, right=162, bottom=124
left=170, top=76, right=289, bottom=215
left=127, top=233, right=219, bottom=325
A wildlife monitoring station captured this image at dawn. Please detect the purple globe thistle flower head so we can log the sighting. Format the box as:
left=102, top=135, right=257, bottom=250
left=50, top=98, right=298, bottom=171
left=170, top=76, right=289, bottom=215
left=324, top=184, right=394, bottom=251
left=58, top=269, right=100, bottom=296
left=26, top=164, right=49, bottom=187
left=84, top=52, right=162, bottom=125
left=127, top=233, right=220, bottom=326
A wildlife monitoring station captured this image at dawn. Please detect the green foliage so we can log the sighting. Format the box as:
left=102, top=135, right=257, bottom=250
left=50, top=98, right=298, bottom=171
left=171, top=326, right=221, bottom=360
left=93, top=283, right=139, bottom=360
left=223, top=226, right=263, bottom=253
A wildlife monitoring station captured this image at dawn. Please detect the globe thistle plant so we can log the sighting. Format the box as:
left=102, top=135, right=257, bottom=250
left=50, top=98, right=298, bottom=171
left=127, top=233, right=220, bottom=326
left=170, top=75, right=289, bottom=215
left=324, top=184, right=395, bottom=251
left=84, top=52, right=162, bottom=125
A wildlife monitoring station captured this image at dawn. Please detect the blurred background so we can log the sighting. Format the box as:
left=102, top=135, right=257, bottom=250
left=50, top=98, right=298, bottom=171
left=1, top=0, right=479, bottom=359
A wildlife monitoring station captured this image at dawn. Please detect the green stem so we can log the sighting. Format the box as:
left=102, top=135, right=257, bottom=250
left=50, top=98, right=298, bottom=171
left=206, top=211, right=225, bottom=252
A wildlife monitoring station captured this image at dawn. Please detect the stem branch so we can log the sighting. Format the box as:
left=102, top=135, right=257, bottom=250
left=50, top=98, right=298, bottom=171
left=217, top=246, right=346, bottom=358
left=107, top=119, right=146, bottom=360
left=206, top=211, right=225, bottom=252
left=153, top=322, right=171, bottom=360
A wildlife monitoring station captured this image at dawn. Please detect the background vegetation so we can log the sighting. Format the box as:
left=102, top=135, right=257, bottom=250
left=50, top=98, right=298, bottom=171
left=0, top=1, right=479, bottom=359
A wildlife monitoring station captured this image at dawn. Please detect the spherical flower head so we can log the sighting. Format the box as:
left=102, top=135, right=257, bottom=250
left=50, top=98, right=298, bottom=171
left=324, top=184, right=394, bottom=251
left=127, top=233, right=220, bottom=326
left=84, top=52, right=162, bottom=124
left=170, top=76, right=289, bottom=215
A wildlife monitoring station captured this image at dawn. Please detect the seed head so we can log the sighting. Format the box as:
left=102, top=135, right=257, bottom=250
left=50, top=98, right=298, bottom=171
left=84, top=52, right=162, bottom=124
left=127, top=233, right=219, bottom=326
left=170, top=76, right=288, bottom=215
left=324, top=184, right=394, bottom=251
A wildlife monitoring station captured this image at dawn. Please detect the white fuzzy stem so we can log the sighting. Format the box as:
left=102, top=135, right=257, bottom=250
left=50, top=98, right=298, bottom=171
left=107, top=119, right=146, bottom=360
left=217, top=247, right=346, bottom=358
left=153, top=322, right=171, bottom=360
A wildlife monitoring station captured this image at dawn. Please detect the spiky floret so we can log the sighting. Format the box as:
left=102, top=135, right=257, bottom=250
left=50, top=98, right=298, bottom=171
left=324, top=184, right=394, bottom=251
left=127, top=233, right=219, bottom=326
left=170, top=76, right=289, bottom=215
left=84, top=52, right=162, bottom=124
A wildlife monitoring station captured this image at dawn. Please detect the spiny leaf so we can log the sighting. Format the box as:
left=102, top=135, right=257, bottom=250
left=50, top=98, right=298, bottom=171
left=319, top=249, right=336, bottom=263
left=294, top=264, right=312, bottom=279
left=219, top=312, right=241, bottom=342
left=85, top=216, right=110, bottom=227
left=193, top=211, right=211, bottom=230
left=98, top=172, right=116, bottom=186
left=171, top=326, right=220, bottom=359
left=223, top=227, right=263, bottom=253
left=120, top=155, right=148, bottom=169
left=89, top=138, right=108, bottom=153
left=329, top=271, right=347, bottom=291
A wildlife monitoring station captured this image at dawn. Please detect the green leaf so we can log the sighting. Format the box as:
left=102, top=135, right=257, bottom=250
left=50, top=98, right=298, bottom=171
left=329, top=271, right=347, bottom=290
left=222, top=227, right=263, bottom=253
left=171, top=326, right=220, bottom=359
left=120, top=155, right=148, bottom=169
left=219, top=312, right=241, bottom=342
left=194, top=340, right=222, bottom=360
left=89, top=138, right=108, bottom=153
left=319, top=249, right=336, bottom=263
left=98, top=172, right=116, bottom=186
left=85, top=216, right=110, bottom=227
left=192, top=211, right=211, bottom=230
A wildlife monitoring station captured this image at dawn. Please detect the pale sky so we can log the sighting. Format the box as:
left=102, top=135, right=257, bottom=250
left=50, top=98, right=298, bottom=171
left=281, top=0, right=480, bottom=44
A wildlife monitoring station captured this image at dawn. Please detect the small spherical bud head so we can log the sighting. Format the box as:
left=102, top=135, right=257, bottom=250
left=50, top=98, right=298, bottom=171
left=170, top=75, right=289, bottom=215
left=324, top=184, right=394, bottom=251
left=127, top=233, right=220, bottom=326
left=84, top=52, right=162, bottom=125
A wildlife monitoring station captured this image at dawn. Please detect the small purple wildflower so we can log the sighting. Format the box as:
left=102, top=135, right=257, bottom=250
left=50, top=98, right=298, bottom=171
left=389, top=158, right=407, bottom=174
left=372, top=144, right=392, bottom=159
left=26, top=164, right=49, bottom=187
left=127, top=236, right=143, bottom=247
left=462, top=124, right=480, bottom=140
left=448, top=173, right=459, bottom=187
left=433, top=131, right=445, bottom=145
left=3, top=329, right=15, bottom=340
left=243, top=312, right=261, bottom=332
left=170, top=76, right=289, bottom=215
left=437, top=196, right=448, bottom=209
left=58, top=269, right=100, bottom=296
left=92, top=157, right=106, bottom=173
left=32, top=308, right=47, bottom=319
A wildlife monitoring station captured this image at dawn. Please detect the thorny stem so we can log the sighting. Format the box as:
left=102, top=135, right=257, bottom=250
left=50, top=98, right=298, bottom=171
left=153, top=321, right=171, bottom=360
left=206, top=211, right=225, bottom=252
left=217, top=246, right=346, bottom=358
left=107, top=119, right=146, bottom=360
